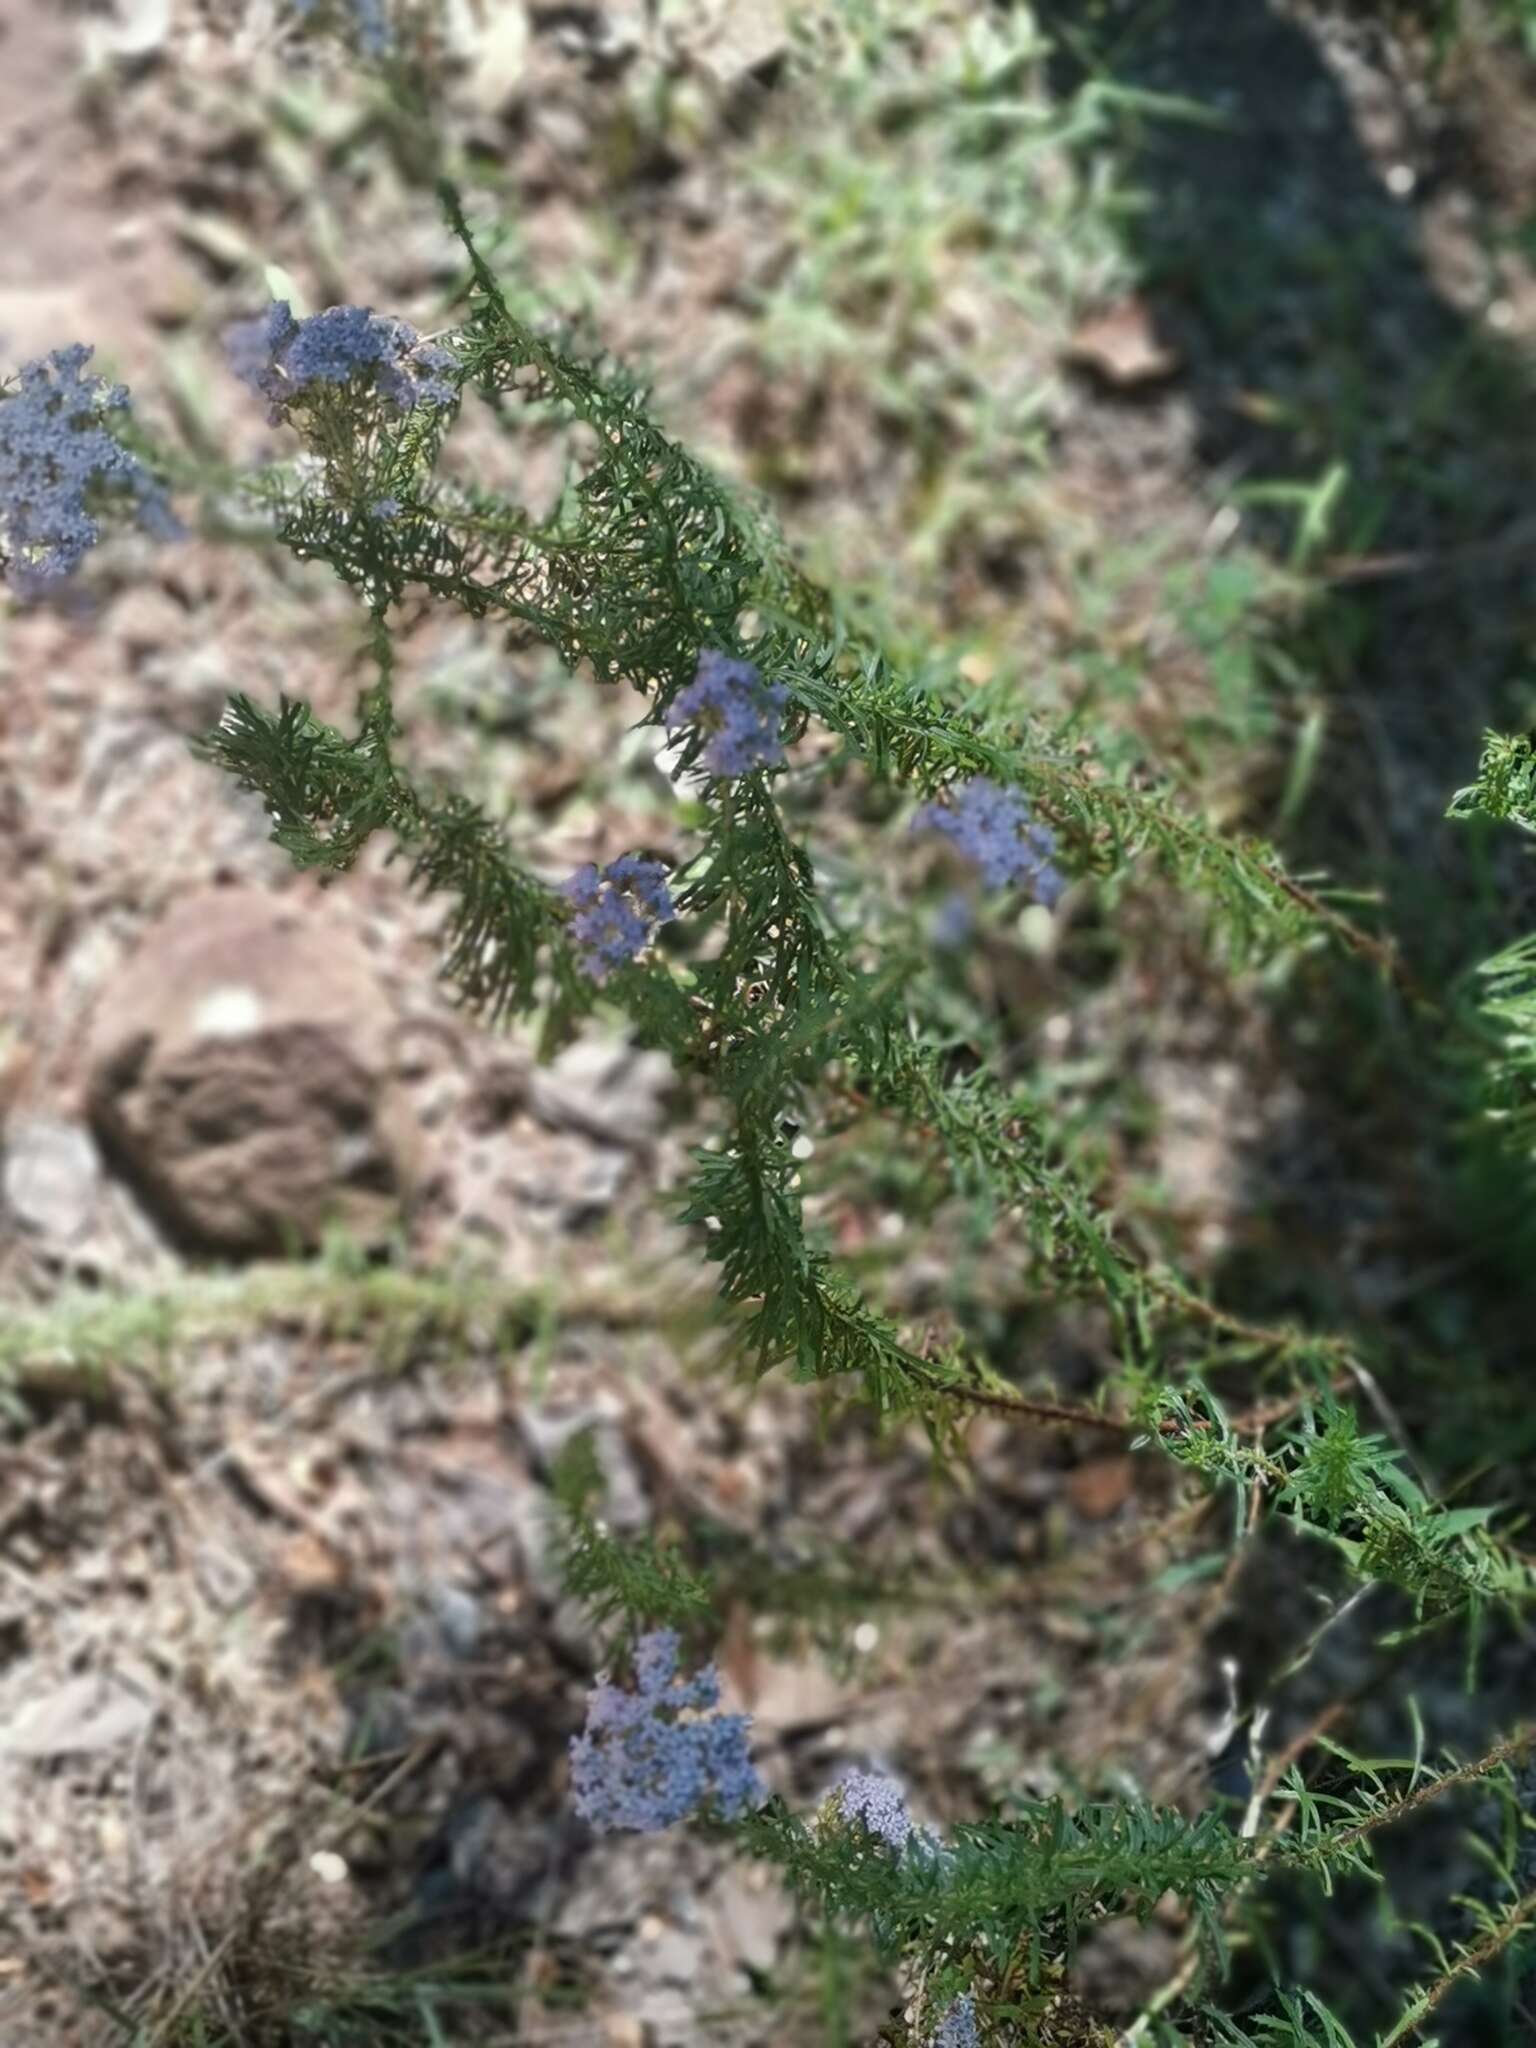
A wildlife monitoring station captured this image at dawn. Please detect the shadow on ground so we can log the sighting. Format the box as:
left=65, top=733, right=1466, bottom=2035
left=1041, top=0, right=1536, bottom=932
left=1031, top=7, right=1536, bottom=2037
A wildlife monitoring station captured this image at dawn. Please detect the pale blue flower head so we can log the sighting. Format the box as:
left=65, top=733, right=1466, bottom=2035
left=0, top=345, right=179, bottom=594
left=665, top=650, right=789, bottom=778
left=225, top=301, right=455, bottom=427
left=570, top=1628, right=764, bottom=1833
left=914, top=775, right=1064, bottom=906
left=931, top=1994, right=980, bottom=2047
left=830, top=1767, right=914, bottom=1851
left=563, top=855, right=676, bottom=983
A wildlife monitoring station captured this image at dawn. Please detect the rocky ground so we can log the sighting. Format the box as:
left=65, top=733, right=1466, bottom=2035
left=4, top=3, right=1536, bottom=2044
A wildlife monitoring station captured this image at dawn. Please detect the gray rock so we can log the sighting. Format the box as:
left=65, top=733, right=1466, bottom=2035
left=0, top=1673, right=156, bottom=1757
left=684, top=0, right=789, bottom=85
left=702, top=1866, right=792, bottom=1975
left=2, top=1120, right=102, bottom=1245
left=426, top=1583, right=483, bottom=1659
left=528, top=1035, right=672, bottom=1150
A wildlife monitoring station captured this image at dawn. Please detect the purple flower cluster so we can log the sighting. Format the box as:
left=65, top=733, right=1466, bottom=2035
left=931, top=1995, right=980, bottom=2047
left=831, top=1768, right=914, bottom=1851
left=293, top=0, right=392, bottom=56
left=225, top=302, right=455, bottom=426
left=665, top=650, right=789, bottom=778
left=914, top=776, right=1064, bottom=906
left=563, top=855, right=676, bottom=983
left=570, top=1629, right=764, bottom=1834
left=0, top=346, right=178, bottom=594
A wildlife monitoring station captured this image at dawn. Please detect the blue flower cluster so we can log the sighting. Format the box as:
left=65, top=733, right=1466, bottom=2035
left=293, top=0, right=391, bottom=56
left=830, top=1768, right=915, bottom=1851
left=914, top=776, right=1064, bottom=906
left=569, top=1628, right=765, bottom=1833
left=563, top=855, right=676, bottom=983
left=665, top=650, right=789, bottom=778
left=225, top=302, right=455, bottom=427
left=0, top=346, right=179, bottom=594
left=931, top=1994, right=980, bottom=2047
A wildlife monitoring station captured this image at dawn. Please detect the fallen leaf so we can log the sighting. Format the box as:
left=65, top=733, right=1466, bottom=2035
left=723, top=1652, right=854, bottom=1734
left=277, top=1529, right=350, bottom=1594
left=1065, top=300, right=1180, bottom=389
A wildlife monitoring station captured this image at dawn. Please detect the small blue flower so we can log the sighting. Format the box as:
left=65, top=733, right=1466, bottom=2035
left=665, top=650, right=789, bottom=778
left=914, top=776, right=1064, bottom=905
left=563, top=856, right=676, bottom=983
left=0, top=345, right=179, bottom=594
left=570, top=1628, right=765, bottom=1834
left=224, top=301, right=455, bottom=426
left=370, top=496, right=402, bottom=521
left=829, top=1767, right=914, bottom=1851
left=931, top=1994, right=980, bottom=2047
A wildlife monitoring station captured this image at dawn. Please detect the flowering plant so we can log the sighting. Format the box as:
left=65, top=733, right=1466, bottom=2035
left=11, top=185, right=1536, bottom=2045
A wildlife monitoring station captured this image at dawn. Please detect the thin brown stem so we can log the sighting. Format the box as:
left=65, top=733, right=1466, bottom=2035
left=940, top=1380, right=1128, bottom=1432
left=1381, top=1886, right=1536, bottom=2045
left=1333, top=1725, right=1536, bottom=1851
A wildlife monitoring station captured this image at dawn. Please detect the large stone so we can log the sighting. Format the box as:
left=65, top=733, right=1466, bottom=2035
left=87, top=888, right=419, bottom=1256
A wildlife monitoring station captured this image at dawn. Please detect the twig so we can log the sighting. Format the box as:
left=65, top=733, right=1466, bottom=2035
left=1145, top=1271, right=1356, bottom=1369
left=139, top=1921, right=243, bottom=2048
left=942, top=1381, right=1128, bottom=1432
left=1229, top=1372, right=1353, bottom=1436
left=1320, top=514, right=1536, bottom=587
left=1241, top=1698, right=1353, bottom=1838
left=1332, top=1724, right=1536, bottom=1851
left=1116, top=1948, right=1202, bottom=2046
left=1380, top=1885, right=1536, bottom=2045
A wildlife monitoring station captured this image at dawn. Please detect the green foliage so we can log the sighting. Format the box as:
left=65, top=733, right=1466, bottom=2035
left=0, top=1250, right=580, bottom=1422
left=195, top=186, right=1379, bottom=1434
left=1446, top=731, right=1536, bottom=832
left=549, top=1426, right=714, bottom=1639
left=745, top=1794, right=1252, bottom=1967
left=181, top=189, right=1536, bottom=2046
left=1209, top=1990, right=1368, bottom=2048
left=736, top=1, right=1131, bottom=581
left=1448, top=734, right=1536, bottom=1172
left=1466, top=932, right=1536, bottom=1162
left=1140, top=1386, right=1531, bottom=1625
left=1286, top=1403, right=1383, bottom=1531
